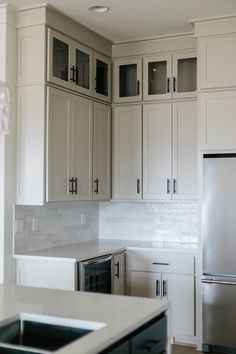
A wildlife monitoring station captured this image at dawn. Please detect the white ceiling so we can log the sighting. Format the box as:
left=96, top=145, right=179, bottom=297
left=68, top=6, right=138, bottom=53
left=1, top=0, right=236, bottom=42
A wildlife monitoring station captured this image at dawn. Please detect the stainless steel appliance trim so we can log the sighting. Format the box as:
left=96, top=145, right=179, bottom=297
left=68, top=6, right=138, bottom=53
left=202, top=279, right=236, bottom=286
left=81, top=255, right=112, bottom=266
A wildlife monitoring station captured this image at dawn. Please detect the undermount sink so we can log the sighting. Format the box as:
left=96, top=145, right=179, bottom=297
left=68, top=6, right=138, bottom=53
left=0, top=313, right=105, bottom=353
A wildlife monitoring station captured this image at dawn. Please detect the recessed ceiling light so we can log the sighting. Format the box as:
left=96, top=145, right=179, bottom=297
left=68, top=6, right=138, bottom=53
left=88, top=5, right=110, bottom=13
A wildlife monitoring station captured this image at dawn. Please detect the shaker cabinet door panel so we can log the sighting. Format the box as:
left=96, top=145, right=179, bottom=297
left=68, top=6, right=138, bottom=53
left=112, top=105, right=142, bottom=200
left=93, top=102, right=111, bottom=200
left=143, top=103, right=172, bottom=200
left=70, top=95, right=93, bottom=200
left=130, top=271, right=162, bottom=300
left=47, top=87, right=70, bottom=202
left=172, top=101, right=198, bottom=199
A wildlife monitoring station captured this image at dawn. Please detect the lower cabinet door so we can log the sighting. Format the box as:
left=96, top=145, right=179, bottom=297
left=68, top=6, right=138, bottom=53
left=107, top=341, right=130, bottom=354
left=131, top=316, right=167, bottom=354
left=130, top=271, right=162, bottom=299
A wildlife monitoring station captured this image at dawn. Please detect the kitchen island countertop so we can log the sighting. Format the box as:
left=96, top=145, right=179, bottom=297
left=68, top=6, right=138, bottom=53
left=0, top=285, right=168, bottom=354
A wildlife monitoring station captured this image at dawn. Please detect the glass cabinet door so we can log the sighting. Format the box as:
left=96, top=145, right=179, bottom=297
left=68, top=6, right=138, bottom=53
left=94, top=53, right=111, bottom=103
left=143, top=55, right=172, bottom=101
left=114, top=58, right=142, bottom=103
left=173, top=51, right=197, bottom=98
left=48, top=29, right=72, bottom=89
left=74, top=44, right=92, bottom=96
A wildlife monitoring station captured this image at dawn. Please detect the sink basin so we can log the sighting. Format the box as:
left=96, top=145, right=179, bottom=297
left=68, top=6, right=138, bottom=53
left=0, top=313, right=105, bottom=353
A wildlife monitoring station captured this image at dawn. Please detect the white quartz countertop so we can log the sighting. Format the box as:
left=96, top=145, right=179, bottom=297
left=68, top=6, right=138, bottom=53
left=14, top=239, right=198, bottom=262
left=0, top=285, right=168, bottom=354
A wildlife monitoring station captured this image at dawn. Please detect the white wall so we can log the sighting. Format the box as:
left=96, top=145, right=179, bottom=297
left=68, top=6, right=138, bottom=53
left=0, top=4, right=17, bottom=283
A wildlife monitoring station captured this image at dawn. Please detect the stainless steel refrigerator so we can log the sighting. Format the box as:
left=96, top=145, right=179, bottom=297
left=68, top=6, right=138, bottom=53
left=202, top=154, right=236, bottom=353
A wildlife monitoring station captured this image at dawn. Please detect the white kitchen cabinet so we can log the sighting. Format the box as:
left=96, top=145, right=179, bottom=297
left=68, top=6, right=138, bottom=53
left=17, top=25, right=46, bottom=85
left=172, top=100, right=198, bottom=199
left=143, top=51, right=197, bottom=101
left=127, top=250, right=196, bottom=342
left=198, top=34, right=236, bottom=90
left=113, top=58, right=142, bottom=103
left=93, top=102, right=111, bottom=200
left=199, top=90, right=236, bottom=150
left=143, top=100, right=197, bottom=200
left=47, top=29, right=111, bottom=101
left=94, top=52, right=111, bottom=103
left=143, top=103, right=172, bottom=200
left=112, top=105, right=142, bottom=200
left=113, top=253, right=125, bottom=295
left=47, top=87, right=93, bottom=202
left=16, top=258, right=76, bottom=291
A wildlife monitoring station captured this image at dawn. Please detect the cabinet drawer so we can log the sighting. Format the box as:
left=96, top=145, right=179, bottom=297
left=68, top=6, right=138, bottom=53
left=131, top=316, right=167, bottom=354
left=127, top=250, right=195, bottom=275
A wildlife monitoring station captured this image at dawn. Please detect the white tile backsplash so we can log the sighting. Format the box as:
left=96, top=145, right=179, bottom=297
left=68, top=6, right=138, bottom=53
left=99, top=202, right=199, bottom=243
left=14, top=202, right=99, bottom=253
left=14, top=201, right=199, bottom=253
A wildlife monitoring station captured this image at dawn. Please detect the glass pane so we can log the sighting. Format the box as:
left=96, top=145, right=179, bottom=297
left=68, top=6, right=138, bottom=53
left=148, top=61, right=167, bottom=95
left=96, top=59, right=108, bottom=96
left=84, top=261, right=111, bottom=294
left=177, top=57, right=197, bottom=92
left=75, top=49, right=90, bottom=89
left=52, top=38, right=69, bottom=82
left=119, top=64, right=137, bottom=97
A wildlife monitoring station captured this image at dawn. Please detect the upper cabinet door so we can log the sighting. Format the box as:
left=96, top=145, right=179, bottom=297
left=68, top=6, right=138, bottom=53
left=73, top=43, right=93, bottom=96
left=93, top=102, right=111, bottom=200
left=143, top=103, right=172, bottom=200
left=113, top=58, right=142, bottom=103
left=94, top=52, right=111, bottom=103
left=70, top=95, right=93, bottom=200
left=172, top=51, right=197, bottom=99
left=112, top=105, right=142, bottom=200
left=47, top=87, right=71, bottom=202
left=143, top=55, right=172, bottom=101
left=198, top=34, right=236, bottom=89
left=47, top=29, right=73, bottom=90
left=172, top=100, right=198, bottom=199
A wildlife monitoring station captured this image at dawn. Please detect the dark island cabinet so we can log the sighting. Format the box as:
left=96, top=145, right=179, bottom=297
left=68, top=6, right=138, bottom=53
left=100, top=313, right=167, bottom=354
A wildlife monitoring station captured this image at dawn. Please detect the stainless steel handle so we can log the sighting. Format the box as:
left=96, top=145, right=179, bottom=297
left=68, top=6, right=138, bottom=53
left=162, top=280, right=167, bottom=297
left=82, top=255, right=112, bottom=266
left=173, top=178, right=177, bottom=194
left=114, top=262, right=120, bottom=279
left=202, top=279, right=236, bottom=286
left=167, top=178, right=170, bottom=194
left=152, top=262, right=170, bottom=266
left=156, top=280, right=160, bottom=296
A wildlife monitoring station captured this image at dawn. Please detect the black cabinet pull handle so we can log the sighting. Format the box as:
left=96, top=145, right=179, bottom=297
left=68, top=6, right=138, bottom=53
left=141, top=340, right=161, bottom=352
left=114, top=262, right=120, bottom=279
left=137, top=80, right=140, bottom=95
left=152, top=262, right=170, bottom=266
left=137, top=179, right=140, bottom=194
left=94, top=178, right=99, bottom=194
left=75, top=67, right=79, bottom=84
left=167, top=178, right=170, bottom=194
left=162, top=280, right=167, bottom=297
left=70, top=66, right=75, bottom=82
left=173, top=178, right=177, bottom=194
left=173, top=77, right=176, bottom=92
left=167, top=77, right=170, bottom=92
left=69, top=177, right=78, bottom=194
left=156, top=280, right=160, bottom=297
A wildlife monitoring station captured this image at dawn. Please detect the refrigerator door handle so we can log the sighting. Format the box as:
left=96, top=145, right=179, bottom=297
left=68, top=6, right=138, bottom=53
left=202, top=279, right=236, bottom=286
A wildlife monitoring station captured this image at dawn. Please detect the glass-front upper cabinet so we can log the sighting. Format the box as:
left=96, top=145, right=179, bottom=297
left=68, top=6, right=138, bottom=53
left=143, top=51, right=197, bottom=101
left=143, top=55, right=172, bottom=101
left=48, top=29, right=101, bottom=98
left=113, top=58, right=142, bottom=103
left=94, top=52, right=111, bottom=103
left=48, top=29, right=72, bottom=89
left=172, top=51, right=197, bottom=99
